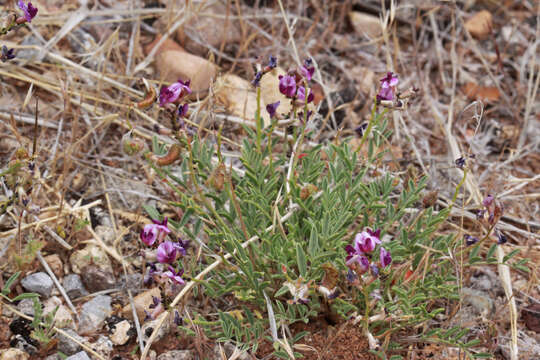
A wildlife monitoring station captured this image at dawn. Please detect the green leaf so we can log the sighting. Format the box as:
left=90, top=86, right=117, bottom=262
left=503, top=249, right=520, bottom=263
left=12, top=293, right=39, bottom=302
left=142, top=205, right=161, bottom=221
left=296, top=244, right=307, bottom=278
left=2, top=271, right=20, bottom=295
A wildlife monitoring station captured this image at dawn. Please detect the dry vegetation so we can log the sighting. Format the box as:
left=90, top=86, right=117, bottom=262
left=0, top=0, right=538, bottom=359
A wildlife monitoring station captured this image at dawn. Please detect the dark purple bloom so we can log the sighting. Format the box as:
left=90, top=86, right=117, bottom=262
left=163, top=266, right=185, bottom=285
left=346, top=252, right=370, bottom=273
left=174, top=310, right=183, bottom=326
left=1, top=46, right=15, bottom=62
left=355, top=122, right=368, bottom=137
left=159, top=79, right=191, bottom=107
left=149, top=296, right=161, bottom=309
left=251, top=71, right=262, bottom=87
left=300, top=59, right=314, bottom=81
left=496, top=231, right=507, bottom=245
left=380, top=247, right=392, bottom=267
left=178, top=238, right=190, bottom=250
left=346, top=269, right=358, bottom=283
left=156, top=241, right=181, bottom=264
left=455, top=156, right=466, bottom=169
left=482, top=194, right=494, bottom=207
left=266, top=101, right=280, bottom=118
left=18, top=0, right=38, bottom=23
left=177, top=103, right=189, bottom=118
left=278, top=75, right=297, bottom=98
left=298, top=110, right=313, bottom=123
left=370, top=264, right=379, bottom=277
left=296, top=86, right=314, bottom=103
left=143, top=263, right=158, bottom=285
left=464, top=234, right=479, bottom=246
left=267, top=55, right=277, bottom=70
left=152, top=217, right=170, bottom=233
left=475, top=209, right=486, bottom=220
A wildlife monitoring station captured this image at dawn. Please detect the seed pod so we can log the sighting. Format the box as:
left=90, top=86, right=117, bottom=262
left=208, top=163, right=225, bottom=192
left=136, top=86, right=157, bottom=109
left=154, top=144, right=181, bottom=166
left=300, top=184, right=318, bottom=200
left=121, top=132, right=145, bottom=156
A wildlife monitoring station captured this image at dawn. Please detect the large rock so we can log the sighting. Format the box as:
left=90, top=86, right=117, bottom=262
left=78, top=295, right=112, bottom=335
left=145, top=36, right=217, bottom=94
left=57, top=328, right=85, bottom=356
left=80, top=265, right=116, bottom=292
left=20, top=272, right=53, bottom=298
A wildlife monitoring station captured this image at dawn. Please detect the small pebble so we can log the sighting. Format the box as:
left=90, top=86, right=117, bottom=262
left=21, top=272, right=54, bottom=298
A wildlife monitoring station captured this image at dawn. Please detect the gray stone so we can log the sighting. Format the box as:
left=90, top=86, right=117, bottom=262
left=157, top=350, right=195, bottom=360
left=117, top=273, right=143, bottom=291
left=20, top=272, right=53, bottom=297
left=80, top=265, right=116, bottom=292
left=62, top=274, right=89, bottom=299
left=44, top=355, right=60, bottom=360
left=11, top=334, right=37, bottom=355
left=141, top=316, right=171, bottom=344
left=65, top=352, right=91, bottom=360
left=16, top=298, right=35, bottom=316
left=16, top=35, right=41, bottom=61
left=57, top=328, right=85, bottom=355
left=91, top=335, right=113, bottom=358
left=78, top=295, right=112, bottom=335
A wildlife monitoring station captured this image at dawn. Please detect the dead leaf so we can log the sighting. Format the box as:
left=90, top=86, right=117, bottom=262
left=349, top=12, right=382, bottom=39
left=462, top=82, right=500, bottom=102
left=464, top=10, right=493, bottom=40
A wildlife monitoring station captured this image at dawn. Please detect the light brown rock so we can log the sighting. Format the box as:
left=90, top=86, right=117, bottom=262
left=43, top=254, right=63, bottom=278
left=214, top=74, right=270, bottom=126
left=260, top=67, right=292, bottom=117
left=110, top=320, right=132, bottom=345
left=349, top=12, right=382, bottom=39
left=464, top=10, right=493, bottom=40
left=0, top=348, right=29, bottom=360
left=156, top=50, right=217, bottom=94
left=122, top=287, right=161, bottom=322
left=176, top=2, right=242, bottom=55
left=69, top=244, right=112, bottom=274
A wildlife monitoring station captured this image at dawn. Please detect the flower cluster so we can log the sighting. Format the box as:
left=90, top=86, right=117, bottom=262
left=278, top=58, right=315, bottom=104
left=469, top=194, right=507, bottom=245
left=345, top=229, right=391, bottom=278
left=140, top=217, right=187, bottom=285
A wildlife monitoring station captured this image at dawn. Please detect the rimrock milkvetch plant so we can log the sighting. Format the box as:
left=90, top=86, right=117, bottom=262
left=129, top=57, right=503, bottom=359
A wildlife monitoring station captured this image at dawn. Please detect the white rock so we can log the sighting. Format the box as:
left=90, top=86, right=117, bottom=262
left=0, top=348, right=29, bottom=360
left=110, top=320, right=132, bottom=345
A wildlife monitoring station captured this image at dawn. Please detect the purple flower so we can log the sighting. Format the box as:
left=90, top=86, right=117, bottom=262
left=482, top=194, right=494, bottom=207
left=355, top=123, right=368, bottom=137
left=156, top=241, right=181, bottom=264
left=163, top=266, right=185, bottom=285
left=144, top=263, right=159, bottom=285
left=455, top=156, right=466, bottom=169
left=149, top=296, right=161, bottom=309
left=496, top=231, right=507, bottom=245
left=464, top=234, right=479, bottom=246
left=251, top=71, right=262, bottom=87
left=152, top=217, right=170, bottom=233
left=380, top=72, right=399, bottom=88
left=267, top=55, right=277, bottom=70
left=177, top=103, right=189, bottom=118
left=278, top=75, right=297, bottom=98
left=370, top=263, right=380, bottom=277
left=1, top=46, right=15, bottom=62
left=380, top=247, right=392, bottom=268
left=377, top=72, right=398, bottom=101
left=174, top=310, right=183, bottom=326
left=159, top=79, right=191, bottom=107
left=300, top=59, right=314, bottom=81
left=18, top=0, right=38, bottom=23
left=296, top=86, right=314, bottom=103
left=346, top=269, right=358, bottom=283
left=266, top=101, right=280, bottom=118
left=140, top=224, right=159, bottom=246
left=298, top=110, right=313, bottom=123
left=355, top=230, right=381, bottom=253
